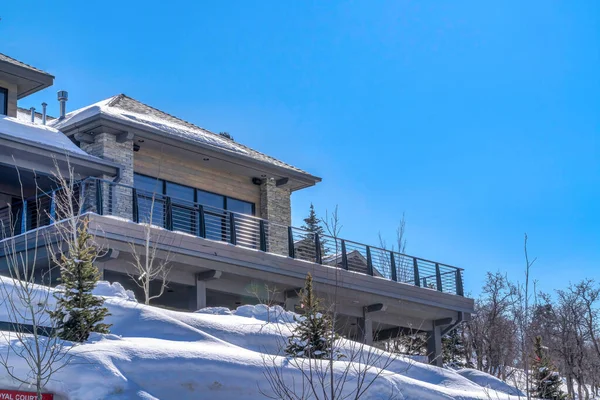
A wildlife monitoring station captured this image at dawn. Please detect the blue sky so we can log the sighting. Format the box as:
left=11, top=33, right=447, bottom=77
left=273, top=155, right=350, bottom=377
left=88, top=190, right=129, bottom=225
left=2, top=1, right=599, bottom=296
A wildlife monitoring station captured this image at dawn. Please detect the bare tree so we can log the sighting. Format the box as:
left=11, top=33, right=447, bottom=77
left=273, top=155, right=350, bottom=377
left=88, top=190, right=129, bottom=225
left=127, top=193, right=176, bottom=305
left=261, top=206, right=403, bottom=399
left=0, top=161, right=78, bottom=399
left=509, top=233, right=536, bottom=398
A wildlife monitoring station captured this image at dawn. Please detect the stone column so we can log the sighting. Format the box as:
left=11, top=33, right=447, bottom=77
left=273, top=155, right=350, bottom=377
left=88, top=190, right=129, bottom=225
left=80, top=131, right=134, bottom=219
left=260, top=178, right=291, bottom=256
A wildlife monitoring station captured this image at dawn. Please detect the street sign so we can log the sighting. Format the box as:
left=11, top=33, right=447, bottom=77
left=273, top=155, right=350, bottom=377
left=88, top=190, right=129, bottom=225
left=0, top=390, right=53, bottom=400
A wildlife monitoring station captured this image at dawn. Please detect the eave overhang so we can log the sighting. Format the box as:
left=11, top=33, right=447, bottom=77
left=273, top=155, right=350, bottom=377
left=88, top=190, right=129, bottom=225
left=58, top=113, right=322, bottom=192
left=0, top=132, right=120, bottom=179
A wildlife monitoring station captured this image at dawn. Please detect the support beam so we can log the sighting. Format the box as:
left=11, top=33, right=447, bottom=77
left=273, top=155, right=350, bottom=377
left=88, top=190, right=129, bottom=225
left=434, top=317, right=454, bottom=327
left=74, top=132, right=94, bottom=144
left=116, top=131, right=134, bottom=143
left=96, top=248, right=120, bottom=262
left=374, top=326, right=427, bottom=342
left=196, top=269, right=222, bottom=281
left=275, top=177, right=289, bottom=187
left=364, top=303, right=386, bottom=314
left=427, top=325, right=443, bottom=367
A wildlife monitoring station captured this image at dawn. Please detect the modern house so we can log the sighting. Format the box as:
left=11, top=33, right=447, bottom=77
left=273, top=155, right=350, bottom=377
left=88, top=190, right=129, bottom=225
left=0, top=52, right=474, bottom=366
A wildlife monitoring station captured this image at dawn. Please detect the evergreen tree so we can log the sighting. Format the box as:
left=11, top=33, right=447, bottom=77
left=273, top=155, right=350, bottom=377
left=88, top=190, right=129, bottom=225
left=50, top=218, right=111, bottom=342
left=286, top=273, right=336, bottom=359
left=301, top=204, right=324, bottom=236
left=442, top=326, right=466, bottom=368
left=297, top=203, right=329, bottom=259
left=531, top=336, right=566, bottom=399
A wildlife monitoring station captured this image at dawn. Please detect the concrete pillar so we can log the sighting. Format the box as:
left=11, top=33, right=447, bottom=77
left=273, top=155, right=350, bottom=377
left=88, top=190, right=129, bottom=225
left=260, top=178, right=291, bottom=256
left=96, top=264, right=105, bottom=281
left=196, top=280, right=206, bottom=310
left=284, top=290, right=298, bottom=312
left=357, top=316, right=373, bottom=345
left=427, top=326, right=443, bottom=367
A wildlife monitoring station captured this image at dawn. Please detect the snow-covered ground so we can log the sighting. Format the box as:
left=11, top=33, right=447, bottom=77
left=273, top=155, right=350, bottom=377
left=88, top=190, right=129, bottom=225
left=0, top=278, right=527, bottom=400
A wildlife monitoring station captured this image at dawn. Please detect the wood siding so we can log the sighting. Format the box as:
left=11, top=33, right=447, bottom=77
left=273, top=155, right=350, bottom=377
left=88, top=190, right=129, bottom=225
left=134, top=146, right=261, bottom=210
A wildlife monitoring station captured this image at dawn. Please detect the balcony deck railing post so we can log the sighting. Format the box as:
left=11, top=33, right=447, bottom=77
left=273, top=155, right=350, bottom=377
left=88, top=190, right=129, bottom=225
left=259, top=220, right=267, bottom=252
left=49, top=190, right=56, bottom=222
left=95, top=180, right=103, bottom=216
left=24, top=177, right=467, bottom=297
left=456, top=270, right=464, bottom=296
left=79, top=181, right=87, bottom=213
left=366, top=246, right=374, bottom=276
left=390, top=252, right=397, bottom=282
left=288, top=227, right=295, bottom=258
left=132, top=188, right=139, bottom=223
left=20, top=200, right=27, bottom=234
left=229, top=212, right=237, bottom=245
left=165, top=197, right=173, bottom=231
left=413, top=258, right=421, bottom=287
left=341, top=240, right=348, bottom=270
left=197, top=205, right=206, bottom=238
left=315, top=234, right=322, bottom=264
left=435, top=263, right=443, bottom=292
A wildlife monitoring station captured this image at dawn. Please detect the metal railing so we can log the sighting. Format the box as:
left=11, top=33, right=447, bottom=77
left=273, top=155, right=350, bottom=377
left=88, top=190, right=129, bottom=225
left=0, top=177, right=465, bottom=296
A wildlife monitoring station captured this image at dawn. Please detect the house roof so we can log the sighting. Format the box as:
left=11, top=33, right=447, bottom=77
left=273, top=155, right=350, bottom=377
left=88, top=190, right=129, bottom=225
left=51, top=94, right=320, bottom=180
left=0, top=116, right=88, bottom=156
left=0, top=53, right=53, bottom=77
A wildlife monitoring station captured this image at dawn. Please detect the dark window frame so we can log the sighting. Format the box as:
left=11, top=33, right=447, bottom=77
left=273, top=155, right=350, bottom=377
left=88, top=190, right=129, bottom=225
left=0, top=87, right=8, bottom=116
left=134, top=172, right=255, bottom=216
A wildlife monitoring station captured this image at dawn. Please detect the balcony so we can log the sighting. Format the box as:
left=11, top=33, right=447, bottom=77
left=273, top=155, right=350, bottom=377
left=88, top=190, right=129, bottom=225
left=0, top=177, right=465, bottom=297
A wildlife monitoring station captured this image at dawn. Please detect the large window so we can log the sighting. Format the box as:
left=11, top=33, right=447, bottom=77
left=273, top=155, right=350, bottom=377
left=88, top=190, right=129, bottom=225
left=0, top=88, right=7, bottom=116
left=133, top=173, right=255, bottom=239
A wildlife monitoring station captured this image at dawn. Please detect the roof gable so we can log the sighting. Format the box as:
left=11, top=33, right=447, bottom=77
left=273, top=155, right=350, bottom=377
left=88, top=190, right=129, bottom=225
left=51, top=94, right=319, bottom=181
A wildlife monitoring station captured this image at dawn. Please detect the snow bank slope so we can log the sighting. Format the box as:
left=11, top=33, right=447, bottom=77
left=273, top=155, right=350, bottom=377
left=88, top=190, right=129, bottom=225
left=0, top=279, right=522, bottom=400
left=457, top=369, right=525, bottom=396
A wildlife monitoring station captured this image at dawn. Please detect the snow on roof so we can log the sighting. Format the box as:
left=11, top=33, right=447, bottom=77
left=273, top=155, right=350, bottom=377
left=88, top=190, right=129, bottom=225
left=0, top=116, right=88, bottom=156
left=0, top=53, right=53, bottom=76
left=16, top=107, right=56, bottom=125
left=51, top=94, right=311, bottom=176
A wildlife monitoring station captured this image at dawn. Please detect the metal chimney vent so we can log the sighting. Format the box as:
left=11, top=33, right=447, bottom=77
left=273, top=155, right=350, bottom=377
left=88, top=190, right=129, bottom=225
left=57, top=90, right=68, bottom=120
left=41, top=102, right=48, bottom=125
left=29, top=107, right=35, bottom=123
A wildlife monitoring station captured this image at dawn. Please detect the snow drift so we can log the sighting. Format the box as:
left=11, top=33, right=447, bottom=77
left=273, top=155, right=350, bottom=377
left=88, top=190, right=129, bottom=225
left=0, top=278, right=524, bottom=399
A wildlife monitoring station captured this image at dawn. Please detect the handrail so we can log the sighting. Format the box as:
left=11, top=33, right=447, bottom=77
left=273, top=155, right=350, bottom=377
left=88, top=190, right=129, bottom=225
left=1, top=176, right=466, bottom=296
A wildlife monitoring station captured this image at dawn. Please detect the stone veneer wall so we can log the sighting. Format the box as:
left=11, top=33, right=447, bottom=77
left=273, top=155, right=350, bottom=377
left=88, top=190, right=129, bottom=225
left=259, top=178, right=291, bottom=256
left=80, top=132, right=134, bottom=219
